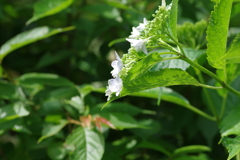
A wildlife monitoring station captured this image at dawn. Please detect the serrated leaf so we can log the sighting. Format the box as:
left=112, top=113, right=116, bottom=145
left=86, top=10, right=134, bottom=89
left=0, top=81, right=25, bottom=100
left=151, top=48, right=205, bottom=71
left=219, top=107, right=240, bottom=137
left=38, top=119, right=68, bottom=143
left=122, top=68, right=200, bottom=96
left=124, top=52, right=162, bottom=82
left=17, top=73, right=74, bottom=87
left=0, top=26, right=75, bottom=62
left=223, top=33, right=240, bottom=63
left=169, top=0, right=179, bottom=39
left=65, top=127, right=104, bottom=160
left=172, top=145, right=211, bottom=156
left=206, top=0, right=233, bottom=69
left=222, top=136, right=240, bottom=160
left=26, top=0, right=74, bottom=25
left=0, top=103, right=29, bottom=123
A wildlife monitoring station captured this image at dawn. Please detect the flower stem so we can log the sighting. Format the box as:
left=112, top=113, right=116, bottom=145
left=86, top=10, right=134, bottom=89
left=181, top=56, right=240, bottom=98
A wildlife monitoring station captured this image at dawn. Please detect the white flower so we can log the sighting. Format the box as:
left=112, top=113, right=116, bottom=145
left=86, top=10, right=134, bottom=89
left=136, top=18, right=148, bottom=32
left=111, top=51, right=123, bottom=77
left=105, top=76, right=123, bottom=101
left=126, top=38, right=148, bottom=54
left=129, top=27, right=141, bottom=39
left=129, top=18, right=148, bottom=39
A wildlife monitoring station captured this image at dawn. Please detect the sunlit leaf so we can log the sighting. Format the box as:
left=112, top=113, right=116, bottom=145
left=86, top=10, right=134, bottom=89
left=122, top=69, right=200, bottom=96
left=222, top=33, right=240, bottom=63
left=222, top=136, right=240, bottom=160
left=206, top=0, right=233, bottom=69
left=17, top=73, right=74, bottom=87
left=172, top=145, right=211, bottom=156
left=0, top=26, right=75, bottom=61
left=169, top=0, right=179, bottom=39
left=65, top=126, right=104, bottom=160
left=151, top=48, right=205, bottom=71
left=38, top=119, right=68, bottom=143
left=26, top=0, right=74, bottom=25
left=0, top=103, right=29, bottom=123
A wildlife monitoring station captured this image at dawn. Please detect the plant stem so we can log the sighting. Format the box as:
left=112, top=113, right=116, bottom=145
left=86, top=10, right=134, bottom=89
left=184, top=104, right=216, bottom=121
left=193, top=67, right=219, bottom=120
left=219, top=92, right=228, bottom=119
left=181, top=56, right=240, bottom=98
left=161, top=56, right=180, bottom=61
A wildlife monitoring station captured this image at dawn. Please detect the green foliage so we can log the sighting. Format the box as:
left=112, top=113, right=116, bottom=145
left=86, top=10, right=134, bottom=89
left=206, top=0, right=233, bottom=69
left=0, top=26, right=75, bottom=62
left=27, top=0, right=74, bottom=25
left=1, top=0, right=240, bottom=159
left=65, top=126, right=104, bottom=160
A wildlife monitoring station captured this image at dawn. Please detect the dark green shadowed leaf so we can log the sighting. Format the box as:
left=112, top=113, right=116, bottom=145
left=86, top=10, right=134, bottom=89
left=138, top=141, right=171, bottom=157
left=98, top=112, right=146, bottom=130
left=17, top=73, right=75, bottom=87
left=0, top=26, right=75, bottom=62
left=26, top=0, right=74, bottom=25
left=65, top=127, right=104, bottom=160
left=206, top=0, right=233, bottom=69
left=219, top=107, right=240, bottom=137
left=222, top=136, right=240, bottom=160
left=0, top=81, right=25, bottom=100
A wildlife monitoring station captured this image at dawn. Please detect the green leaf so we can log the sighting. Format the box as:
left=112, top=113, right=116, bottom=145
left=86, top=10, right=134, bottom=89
left=17, top=73, right=74, bottom=87
left=222, top=136, right=240, bottom=160
left=151, top=48, right=205, bottom=71
left=92, top=102, right=155, bottom=116
left=138, top=141, right=171, bottom=157
left=0, top=26, right=75, bottom=62
left=98, top=112, right=146, bottom=130
left=0, top=80, right=25, bottom=100
left=172, top=154, right=210, bottom=160
left=130, top=87, right=190, bottom=107
left=124, top=52, right=162, bottom=82
left=223, top=33, right=240, bottom=63
left=65, top=126, right=104, bottom=160
left=169, top=0, right=179, bottom=39
left=26, top=0, right=74, bottom=25
left=206, top=0, right=233, bottom=69
left=219, top=107, right=240, bottom=137
left=122, top=69, right=200, bottom=96
left=0, top=103, right=29, bottom=123
left=65, top=96, right=85, bottom=114
left=47, top=142, right=69, bottom=160
left=172, top=145, right=211, bottom=156
left=38, top=119, right=68, bottom=143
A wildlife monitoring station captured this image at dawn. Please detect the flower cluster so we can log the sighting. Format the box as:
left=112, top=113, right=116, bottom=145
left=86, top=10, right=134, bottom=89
left=105, top=0, right=173, bottom=101
left=126, top=18, right=149, bottom=55
left=105, top=51, right=123, bottom=101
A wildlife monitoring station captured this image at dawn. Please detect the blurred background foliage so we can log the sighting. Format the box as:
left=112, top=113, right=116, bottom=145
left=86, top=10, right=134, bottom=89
left=0, top=0, right=240, bottom=160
